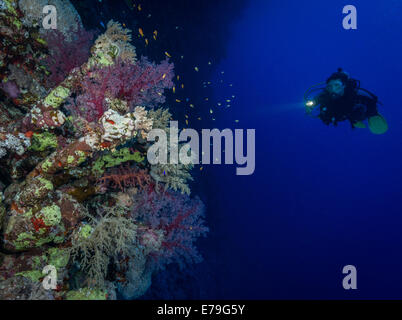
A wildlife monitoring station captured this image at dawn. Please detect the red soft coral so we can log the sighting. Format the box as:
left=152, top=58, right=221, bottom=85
left=98, top=164, right=152, bottom=192
left=106, top=57, right=174, bottom=109
left=66, top=57, right=174, bottom=122
left=42, top=26, right=95, bottom=88
left=132, top=186, right=208, bottom=270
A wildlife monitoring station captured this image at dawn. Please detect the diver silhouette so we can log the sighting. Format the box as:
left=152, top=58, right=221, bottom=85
left=304, top=68, right=388, bottom=134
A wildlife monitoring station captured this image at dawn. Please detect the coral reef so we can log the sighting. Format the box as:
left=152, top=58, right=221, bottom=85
left=0, top=1, right=207, bottom=300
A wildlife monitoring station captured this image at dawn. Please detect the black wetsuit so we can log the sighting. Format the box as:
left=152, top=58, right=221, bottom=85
left=316, top=73, right=379, bottom=127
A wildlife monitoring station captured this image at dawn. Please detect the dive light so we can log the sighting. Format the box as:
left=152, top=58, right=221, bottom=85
left=305, top=100, right=315, bottom=108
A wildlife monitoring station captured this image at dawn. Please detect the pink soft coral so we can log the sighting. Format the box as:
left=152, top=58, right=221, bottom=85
left=132, top=185, right=208, bottom=270
left=66, top=58, right=174, bottom=122
left=106, top=57, right=174, bottom=108
left=43, top=26, right=95, bottom=88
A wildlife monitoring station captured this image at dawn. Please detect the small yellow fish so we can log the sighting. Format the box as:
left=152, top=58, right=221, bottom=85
left=226, top=100, right=231, bottom=103
left=194, top=67, right=199, bottom=72
left=165, top=51, right=171, bottom=58
left=210, top=109, right=213, bottom=114
left=181, top=84, right=184, bottom=89
left=145, top=38, right=148, bottom=45
left=153, top=35, right=157, bottom=40
left=153, top=30, right=158, bottom=36
left=198, top=117, right=202, bottom=120
left=177, top=75, right=180, bottom=80
left=123, top=23, right=126, bottom=27
left=176, top=99, right=181, bottom=103
left=173, top=86, right=176, bottom=93
left=185, top=115, right=188, bottom=118
left=185, top=120, right=188, bottom=125
left=189, top=104, right=194, bottom=108
left=139, top=28, right=144, bottom=37
left=162, top=73, right=166, bottom=79
left=138, top=4, right=142, bottom=11
left=205, top=98, right=209, bottom=101
left=200, top=166, right=203, bottom=171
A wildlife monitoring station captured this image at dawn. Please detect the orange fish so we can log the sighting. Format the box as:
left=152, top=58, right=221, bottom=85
left=139, top=28, right=144, bottom=37
left=25, top=131, right=34, bottom=138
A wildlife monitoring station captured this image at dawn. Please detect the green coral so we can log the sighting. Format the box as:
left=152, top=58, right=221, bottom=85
left=65, top=288, right=107, bottom=300
left=92, top=148, right=144, bottom=176
left=44, top=86, right=71, bottom=108
left=34, top=177, right=54, bottom=197
left=79, top=224, right=93, bottom=239
left=90, top=48, right=115, bottom=67
left=15, top=270, right=43, bottom=282
left=29, top=132, right=58, bottom=151
left=3, top=0, right=17, bottom=16
left=41, top=158, right=53, bottom=172
left=35, top=37, right=47, bottom=46
left=53, top=235, right=65, bottom=244
left=13, top=232, right=36, bottom=250
left=37, top=177, right=53, bottom=191
left=75, top=151, right=87, bottom=165
left=17, top=232, right=35, bottom=241
left=47, top=247, right=70, bottom=270
left=37, top=205, right=61, bottom=226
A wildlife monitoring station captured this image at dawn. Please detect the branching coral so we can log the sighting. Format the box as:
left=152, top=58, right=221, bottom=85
left=131, top=187, right=208, bottom=270
left=69, top=207, right=137, bottom=289
left=66, top=58, right=173, bottom=123
left=150, top=163, right=194, bottom=195
left=42, top=26, right=95, bottom=88
left=98, top=164, right=152, bottom=192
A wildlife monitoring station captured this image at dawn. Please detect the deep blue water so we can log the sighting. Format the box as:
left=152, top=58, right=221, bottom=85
left=207, top=0, right=402, bottom=299
left=82, top=0, right=402, bottom=299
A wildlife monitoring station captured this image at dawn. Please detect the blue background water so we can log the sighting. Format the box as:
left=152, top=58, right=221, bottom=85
left=81, top=0, right=402, bottom=299
left=208, top=0, right=402, bottom=299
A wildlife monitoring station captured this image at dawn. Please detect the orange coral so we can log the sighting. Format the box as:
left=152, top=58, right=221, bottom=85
left=97, top=164, right=152, bottom=192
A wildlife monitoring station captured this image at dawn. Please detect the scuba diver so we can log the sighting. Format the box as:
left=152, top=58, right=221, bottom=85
left=304, top=68, right=388, bottom=134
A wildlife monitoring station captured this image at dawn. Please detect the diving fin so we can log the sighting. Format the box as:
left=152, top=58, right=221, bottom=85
left=368, top=114, right=388, bottom=135
left=353, top=121, right=366, bottom=129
